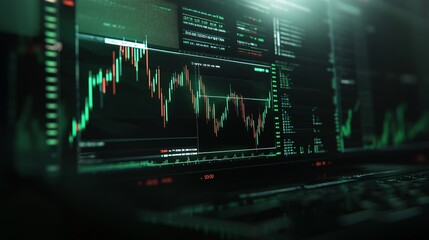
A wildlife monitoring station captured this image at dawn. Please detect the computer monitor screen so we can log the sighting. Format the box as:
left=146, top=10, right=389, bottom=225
left=5, top=0, right=429, bottom=177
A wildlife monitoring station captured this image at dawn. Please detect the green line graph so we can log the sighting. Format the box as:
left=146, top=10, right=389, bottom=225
left=365, top=103, right=429, bottom=149
left=341, top=100, right=360, bottom=139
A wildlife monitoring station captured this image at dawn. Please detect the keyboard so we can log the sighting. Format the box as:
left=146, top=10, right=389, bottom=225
left=4, top=165, right=429, bottom=239
left=139, top=169, right=429, bottom=239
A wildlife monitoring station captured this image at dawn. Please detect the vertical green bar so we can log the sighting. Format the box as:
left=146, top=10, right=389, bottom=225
left=136, top=56, right=139, bottom=82
left=153, top=76, right=156, bottom=93
left=236, top=98, right=239, bottom=115
left=213, top=103, right=215, bottom=120
left=165, top=101, right=168, bottom=122
left=196, top=90, right=199, bottom=114
left=119, top=53, right=122, bottom=76
left=169, top=78, right=172, bottom=101
left=127, top=47, right=130, bottom=60
left=85, top=99, right=89, bottom=122
left=99, top=70, right=103, bottom=85
left=81, top=114, right=86, bottom=130
left=116, top=58, right=119, bottom=83
left=72, top=118, right=76, bottom=137
left=207, top=99, right=210, bottom=120
left=197, top=78, right=200, bottom=114
left=263, top=107, right=267, bottom=126
left=88, top=76, right=93, bottom=109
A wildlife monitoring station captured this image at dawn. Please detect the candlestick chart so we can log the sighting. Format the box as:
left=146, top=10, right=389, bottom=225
left=72, top=38, right=276, bottom=166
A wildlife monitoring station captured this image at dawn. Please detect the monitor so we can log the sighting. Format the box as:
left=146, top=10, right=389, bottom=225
left=4, top=0, right=429, bottom=180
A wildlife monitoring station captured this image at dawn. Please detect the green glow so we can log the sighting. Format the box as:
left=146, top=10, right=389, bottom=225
left=46, top=77, right=57, bottom=83
left=45, top=51, right=58, bottom=57
left=46, top=93, right=57, bottom=99
left=182, top=7, right=224, bottom=20
left=79, top=161, right=167, bottom=173
left=45, top=6, right=57, bottom=13
left=45, top=22, right=57, bottom=29
left=44, top=16, right=57, bottom=23
left=45, top=67, right=57, bottom=74
left=127, top=47, right=130, bottom=61
left=366, top=104, right=429, bottom=149
left=46, top=85, right=57, bottom=92
left=135, top=49, right=139, bottom=81
left=45, top=60, right=57, bottom=67
left=46, top=130, right=58, bottom=136
left=46, top=103, right=57, bottom=109
left=45, top=31, right=57, bottom=38
left=45, top=38, right=56, bottom=44
left=341, top=109, right=353, bottom=138
left=80, top=113, right=86, bottom=130
left=85, top=99, right=89, bottom=122
left=341, top=101, right=360, bottom=139
left=254, top=67, right=267, bottom=73
left=46, top=123, right=58, bottom=129
left=46, top=139, right=58, bottom=146
left=88, top=75, right=93, bottom=109
left=46, top=165, right=60, bottom=173
left=46, top=113, right=58, bottom=119
left=165, top=100, right=169, bottom=122
left=72, top=118, right=77, bottom=136
left=78, top=153, right=276, bottom=173
left=116, top=59, right=119, bottom=83
left=119, top=52, right=122, bottom=75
